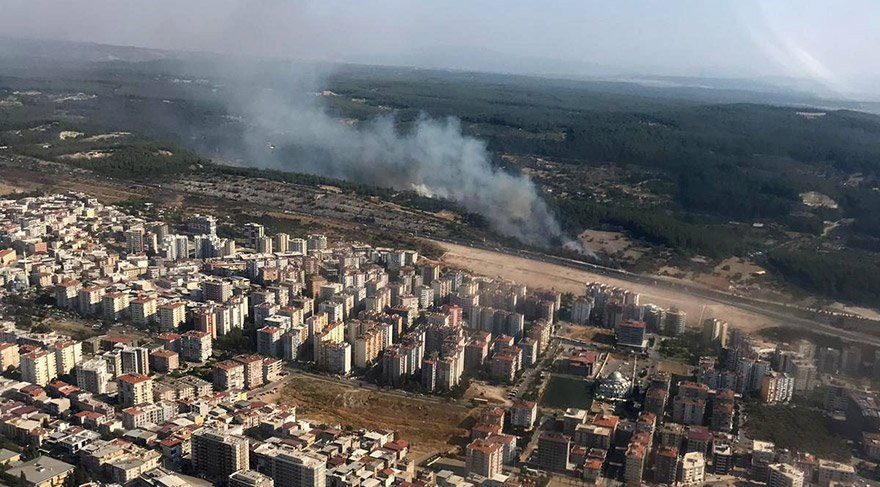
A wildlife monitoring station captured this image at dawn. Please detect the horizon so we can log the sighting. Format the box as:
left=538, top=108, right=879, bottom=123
left=2, top=1, right=879, bottom=100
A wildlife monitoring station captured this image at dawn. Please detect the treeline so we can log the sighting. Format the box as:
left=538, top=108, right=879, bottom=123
left=764, top=249, right=880, bottom=306
left=69, top=144, right=206, bottom=178
left=555, top=198, right=748, bottom=258
left=330, top=73, right=880, bottom=234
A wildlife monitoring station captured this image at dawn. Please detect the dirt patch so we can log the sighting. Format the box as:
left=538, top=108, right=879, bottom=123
left=83, top=132, right=130, bottom=142
left=463, top=381, right=510, bottom=405
left=279, top=375, right=473, bottom=460
left=657, top=359, right=694, bottom=377
left=59, top=151, right=110, bottom=160
left=557, top=323, right=614, bottom=346
left=435, top=241, right=775, bottom=332
left=43, top=316, right=102, bottom=341
left=578, top=229, right=645, bottom=261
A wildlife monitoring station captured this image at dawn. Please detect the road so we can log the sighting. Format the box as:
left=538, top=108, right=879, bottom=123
left=512, top=339, right=561, bottom=400
left=430, top=237, right=880, bottom=347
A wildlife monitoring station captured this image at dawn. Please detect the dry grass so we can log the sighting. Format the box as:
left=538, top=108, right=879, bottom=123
left=42, top=316, right=101, bottom=341
left=278, top=376, right=474, bottom=459
left=557, top=323, right=614, bottom=344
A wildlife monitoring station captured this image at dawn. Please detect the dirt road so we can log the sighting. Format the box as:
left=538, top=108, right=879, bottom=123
left=438, top=241, right=809, bottom=333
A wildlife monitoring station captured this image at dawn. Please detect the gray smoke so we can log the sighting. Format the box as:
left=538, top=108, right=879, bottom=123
left=227, top=75, right=565, bottom=247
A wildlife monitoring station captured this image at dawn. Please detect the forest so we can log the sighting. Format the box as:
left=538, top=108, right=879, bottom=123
left=3, top=50, right=880, bottom=305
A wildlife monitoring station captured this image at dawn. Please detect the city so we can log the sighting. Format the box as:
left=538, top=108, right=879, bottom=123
left=0, top=191, right=874, bottom=486
left=2, top=3, right=880, bottom=486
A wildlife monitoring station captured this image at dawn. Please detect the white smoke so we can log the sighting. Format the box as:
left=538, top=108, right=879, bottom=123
left=231, top=80, right=565, bottom=247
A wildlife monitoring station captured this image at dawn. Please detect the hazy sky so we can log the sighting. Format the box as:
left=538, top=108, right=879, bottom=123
left=3, top=0, right=878, bottom=92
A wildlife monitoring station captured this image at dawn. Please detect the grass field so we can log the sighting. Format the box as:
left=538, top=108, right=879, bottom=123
left=278, top=375, right=474, bottom=460
left=540, top=374, right=593, bottom=410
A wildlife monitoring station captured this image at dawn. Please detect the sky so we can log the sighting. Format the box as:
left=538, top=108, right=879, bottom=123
left=2, top=0, right=879, bottom=95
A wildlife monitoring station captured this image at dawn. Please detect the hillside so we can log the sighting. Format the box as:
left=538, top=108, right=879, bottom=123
left=2, top=40, right=880, bottom=309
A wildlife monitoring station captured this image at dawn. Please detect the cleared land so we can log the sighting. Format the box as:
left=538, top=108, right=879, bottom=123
left=540, top=374, right=593, bottom=410
left=437, top=241, right=788, bottom=332
left=278, top=375, right=473, bottom=460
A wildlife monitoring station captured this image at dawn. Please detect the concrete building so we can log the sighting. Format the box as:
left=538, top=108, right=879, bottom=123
left=760, top=372, right=795, bottom=404
left=21, top=349, right=57, bottom=386
left=233, top=354, right=265, bottom=389
left=678, top=452, right=705, bottom=485
left=616, top=319, right=648, bottom=350
left=121, top=346, right=150, bottom=375
left=0, top=342, right=19, bottom=370
left=702, top=318, right=729, bottom=347
left=510, top=400, right=537, bottom=429
left=213, top=360, right=246, bottom=391
left=180, top=330, right=212, bottom=362
left=654, top=446, right=679, bottom=485
left=229, top=470, right=275, bottom=487
left=270, top=449, right=326, bottom=487
left=192, top=429, right=250, bottom=480
left=768, top=463, right=805, bottom=487
left=273, top=233, right=290, bottom=253
left=158, top=302, right=186, bottom=331
left=102, top=292, right=130, bottom=321
left=76, top=358, right=110, bottom=394
left=537, top=432, right=570, bottom=472
left=6, top=456, right=75, bottom=487
left=51, top=340, right=82, bottom=375
left=570, top=297, right=593, bottom=325
left=131, top=297, right=158, bottom=325
left=149, top=349, right=180, bottom=373
left=257, top=326, right=284, bottom=357
left=465, top=438, right=502, bottom=478
left=664, top=308, right=687, bottom=336
left=117, top=373, right=153, bottom=406
left=624, top=442, right=647, bottom=485
left=816, top=460, right=855, bottom=487
left=203, top=279, right=233, bottom=303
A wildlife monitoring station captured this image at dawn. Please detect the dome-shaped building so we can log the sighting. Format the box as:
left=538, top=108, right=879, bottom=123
left=596, top=370, right=632, bottom=400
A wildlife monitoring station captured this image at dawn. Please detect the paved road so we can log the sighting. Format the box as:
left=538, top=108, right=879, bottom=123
left=513, top=339, right=561, bottom=400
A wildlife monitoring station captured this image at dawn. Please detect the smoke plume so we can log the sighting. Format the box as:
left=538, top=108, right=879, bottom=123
left=226, top=74, right=565, bottom=247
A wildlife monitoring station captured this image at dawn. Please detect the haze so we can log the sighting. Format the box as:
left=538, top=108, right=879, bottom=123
left=2, top=0, right=879, bottom=97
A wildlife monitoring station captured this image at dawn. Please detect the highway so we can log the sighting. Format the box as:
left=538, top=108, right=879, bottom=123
left=429, top=237, right=880, bottom=347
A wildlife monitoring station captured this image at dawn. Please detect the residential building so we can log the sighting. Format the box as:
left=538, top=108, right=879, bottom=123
left=192, top=429, right=250, bottom=480
left=180, top=330, right=212, bottom=362
left=678, top=452, right=705, bottom=485
left=121, top=346, right=150, bottom=375
left=76, top=358, right=110, bottom=394
left=117, top=373, right=153, bottom=406
left=816, top=460, right=855, bottom=487
left=768, top=463, right=805, bottom=487
left=466, top=438, right=502, bottom=478
left=537, top=432, right=570, bottom=472
left=158, top=302, right=186, bottom=331
left=21, top=349, right=57, bottom=386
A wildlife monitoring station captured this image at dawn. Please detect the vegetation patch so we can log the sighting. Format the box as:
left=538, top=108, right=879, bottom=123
left=744, top=402, right=850, bottom=461
left=540, top=374, right=593, bottom=410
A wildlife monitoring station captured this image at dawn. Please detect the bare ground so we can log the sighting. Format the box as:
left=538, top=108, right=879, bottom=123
left=278, top=376, right=473, bottom=460
left=436, top=241, right=780, bottom=332
left=463, top=381, right=511, bottom=406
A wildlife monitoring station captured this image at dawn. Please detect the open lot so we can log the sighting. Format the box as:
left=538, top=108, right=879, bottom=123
left=278, top=375, right=473, bottom=460
left=540, top=374, right=593, bottom=410
left=438, top=240, right=792, bottom=332
left=463, top=381, right=510, bottom=406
